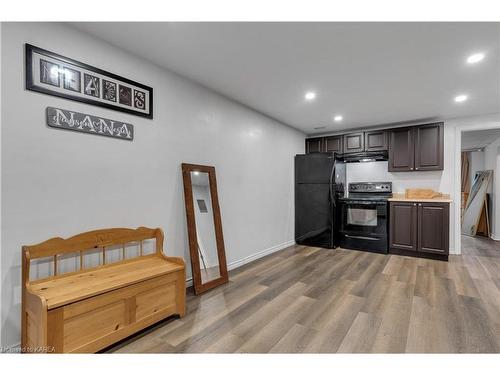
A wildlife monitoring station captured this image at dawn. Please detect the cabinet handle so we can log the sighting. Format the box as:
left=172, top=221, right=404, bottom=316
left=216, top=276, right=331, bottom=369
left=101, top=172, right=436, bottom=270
left=413, top=203, right=417, bottom=206
left=418, top=203, right=422, bottom=206
left=415, top=167, right=419, bottom=170
left=410, top=167, right=414, bottom=170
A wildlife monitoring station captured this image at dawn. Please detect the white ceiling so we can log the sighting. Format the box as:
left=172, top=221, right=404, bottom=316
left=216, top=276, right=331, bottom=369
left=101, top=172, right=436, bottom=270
left=71, top=22, right=500, bottom=134
left=462, top=128, right=500, bottom=150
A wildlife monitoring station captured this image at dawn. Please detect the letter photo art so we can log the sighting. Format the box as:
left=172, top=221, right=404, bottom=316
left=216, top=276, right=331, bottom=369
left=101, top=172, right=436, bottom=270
left=26, top=44, right=153, bottom=118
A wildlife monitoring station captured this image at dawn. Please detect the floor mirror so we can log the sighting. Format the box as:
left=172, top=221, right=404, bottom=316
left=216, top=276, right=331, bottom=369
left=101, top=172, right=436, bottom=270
left=181, top=163, right=228, bottom=294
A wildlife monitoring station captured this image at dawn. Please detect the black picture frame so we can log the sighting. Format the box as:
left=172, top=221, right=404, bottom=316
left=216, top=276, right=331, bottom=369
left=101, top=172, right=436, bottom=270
left=25, top=43, right=153, bottom=119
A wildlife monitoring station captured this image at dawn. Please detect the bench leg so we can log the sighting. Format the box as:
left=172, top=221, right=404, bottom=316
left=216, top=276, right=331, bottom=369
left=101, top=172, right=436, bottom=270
left=176, top=271, right=186, bottom=318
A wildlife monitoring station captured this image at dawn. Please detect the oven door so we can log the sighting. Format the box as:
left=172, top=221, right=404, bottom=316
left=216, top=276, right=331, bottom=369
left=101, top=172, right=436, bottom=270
left=340, top=200, right=387, bottom=239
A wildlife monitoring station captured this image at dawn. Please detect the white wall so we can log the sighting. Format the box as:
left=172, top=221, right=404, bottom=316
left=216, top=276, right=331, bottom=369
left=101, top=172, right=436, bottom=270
left=346, top=161, right=446, bottom=194
left=468, top=151, right=485, bottom=189
left=0, top=22, right=3, bottom=345
left=484, top=138, right=500, bottom=238
left=0, top=22, right=304, bottom=347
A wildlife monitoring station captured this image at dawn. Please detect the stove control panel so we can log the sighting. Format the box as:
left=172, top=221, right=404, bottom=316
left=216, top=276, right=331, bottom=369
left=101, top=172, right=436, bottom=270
left=348, top=182, right=392, bottom=193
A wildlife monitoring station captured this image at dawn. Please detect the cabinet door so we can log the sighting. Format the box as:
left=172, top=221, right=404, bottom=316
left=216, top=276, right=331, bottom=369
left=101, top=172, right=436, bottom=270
left=389, top=202, right=418, bottom=252
left=415, top=123, right=444, bottom=171
left=364, top=130, right=388, bottom=151
left=388, top=127, right=414, bottom=171
left=324, top=135, right=343, bottom=153
left=305, top=137, right=323, bottom=153
left=417, top=202, right=449, bottom=254
left=343, top=132, right=364, bottom=153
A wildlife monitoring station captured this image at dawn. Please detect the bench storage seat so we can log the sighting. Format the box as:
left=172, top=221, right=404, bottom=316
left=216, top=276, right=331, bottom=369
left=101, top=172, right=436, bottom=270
left=22, top=227, right=185, bottom=353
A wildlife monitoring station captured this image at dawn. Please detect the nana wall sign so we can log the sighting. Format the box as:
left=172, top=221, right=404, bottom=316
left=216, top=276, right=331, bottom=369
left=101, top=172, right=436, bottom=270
left=26, top=44, right=153, bottom=118
left=46, top=107, right=134, bottom=141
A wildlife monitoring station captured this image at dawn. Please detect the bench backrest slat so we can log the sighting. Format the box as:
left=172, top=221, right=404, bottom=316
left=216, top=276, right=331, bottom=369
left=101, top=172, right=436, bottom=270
left=23, top=227, right=162, bottom=260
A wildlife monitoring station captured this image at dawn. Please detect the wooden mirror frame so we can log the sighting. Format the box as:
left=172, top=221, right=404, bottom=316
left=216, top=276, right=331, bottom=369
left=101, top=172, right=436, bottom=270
left=181, top=163, right=228, bottom=294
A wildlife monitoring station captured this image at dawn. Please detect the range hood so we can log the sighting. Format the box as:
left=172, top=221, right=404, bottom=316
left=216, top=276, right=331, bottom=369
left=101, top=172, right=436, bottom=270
left=337, top=150, right=388, bottom=163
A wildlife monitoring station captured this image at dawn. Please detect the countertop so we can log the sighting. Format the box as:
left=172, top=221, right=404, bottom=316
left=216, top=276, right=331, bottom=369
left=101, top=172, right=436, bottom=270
left=388, top=193, right=452, bottom=203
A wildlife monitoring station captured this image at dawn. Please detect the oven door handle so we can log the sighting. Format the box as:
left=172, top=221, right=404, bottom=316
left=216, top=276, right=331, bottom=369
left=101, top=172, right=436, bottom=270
left=344, top=234, right=380, bottom=241
left=344, top=201, right=386, bottom=205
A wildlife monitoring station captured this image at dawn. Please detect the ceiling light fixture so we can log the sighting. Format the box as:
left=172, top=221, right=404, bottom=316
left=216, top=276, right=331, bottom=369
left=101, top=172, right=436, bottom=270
left=304, top=91, right=316, bottom=101
left=454, top=94, right=468, bottom=103
left=467, top=52, right=485, bottom=64
left=333, top=115, right=343, bottom=122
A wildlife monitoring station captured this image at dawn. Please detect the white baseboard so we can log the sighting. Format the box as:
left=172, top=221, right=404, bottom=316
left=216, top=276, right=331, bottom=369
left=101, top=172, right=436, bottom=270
left=490, top=233, right=500, bottom=241
left=184, top=239, right=295, bottom=286
left=227, top=239, right=296, bottom=271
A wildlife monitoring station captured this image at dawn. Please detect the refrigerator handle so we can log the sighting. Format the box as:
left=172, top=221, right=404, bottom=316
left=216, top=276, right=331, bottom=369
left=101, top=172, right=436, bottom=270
left=329, top=158, right=336, bottom=207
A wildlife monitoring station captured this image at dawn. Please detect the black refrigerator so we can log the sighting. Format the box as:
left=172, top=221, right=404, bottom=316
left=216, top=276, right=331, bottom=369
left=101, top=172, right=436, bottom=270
left=295, top=153, right=345, bottom=248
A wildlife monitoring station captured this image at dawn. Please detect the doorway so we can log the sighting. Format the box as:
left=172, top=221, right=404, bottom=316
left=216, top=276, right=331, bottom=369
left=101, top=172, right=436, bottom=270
left=460, top=128, right=500, bottom=256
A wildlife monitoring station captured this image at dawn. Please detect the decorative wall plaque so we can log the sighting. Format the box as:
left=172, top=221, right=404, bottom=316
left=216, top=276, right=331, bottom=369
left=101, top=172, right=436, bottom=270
left=27, top=44, right=153, bottom=118
left=46, top=107, right=134, bottom=141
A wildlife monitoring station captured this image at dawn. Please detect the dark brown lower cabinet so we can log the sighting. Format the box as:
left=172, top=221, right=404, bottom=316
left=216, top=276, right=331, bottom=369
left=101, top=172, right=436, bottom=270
left=389, top=202, right=418, bottom=252
left=418, top=202, right=449, bottom=255
left=389, top=201, right=449, bottom=260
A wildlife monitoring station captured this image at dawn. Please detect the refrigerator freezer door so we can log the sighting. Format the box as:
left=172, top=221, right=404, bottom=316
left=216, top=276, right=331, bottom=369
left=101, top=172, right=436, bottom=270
left=295, top=153, right=336, bottom=184
left=295, top=183, right=334, bottom=248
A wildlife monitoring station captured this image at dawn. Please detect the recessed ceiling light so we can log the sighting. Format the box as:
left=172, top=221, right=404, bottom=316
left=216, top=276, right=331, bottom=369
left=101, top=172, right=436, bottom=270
left=304, top=91, right=316, bottom=101
left=333, top=115, right=343, bottom=122
left=454, top=94, right=468, bottom=103
left=467, top=52, right=485, bottom=64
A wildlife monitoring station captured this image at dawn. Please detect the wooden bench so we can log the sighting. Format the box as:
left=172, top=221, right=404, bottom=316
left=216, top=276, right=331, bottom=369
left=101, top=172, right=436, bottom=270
left=21, top=227, right=185, bottom=353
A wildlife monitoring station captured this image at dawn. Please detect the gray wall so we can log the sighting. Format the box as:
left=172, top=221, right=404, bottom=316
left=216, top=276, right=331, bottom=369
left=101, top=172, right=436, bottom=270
left=0, top=22, right=304, bottom=346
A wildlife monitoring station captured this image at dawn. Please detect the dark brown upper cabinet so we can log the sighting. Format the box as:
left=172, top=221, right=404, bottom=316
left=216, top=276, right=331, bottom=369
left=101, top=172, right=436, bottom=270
left=389, top=201, right=449, bottom=258
left=414, top=123, right=444, bottom=171
left=343, top=132, right=365, bottom=153
left=364, top=130, right=388, bottom=151
left=388, top=127, right=414, bottom=171
left=305, top=137, right=323, bottom=153
left=388, top=122, right=443, bottom=172
left=324, top=135, right=343, bottom=153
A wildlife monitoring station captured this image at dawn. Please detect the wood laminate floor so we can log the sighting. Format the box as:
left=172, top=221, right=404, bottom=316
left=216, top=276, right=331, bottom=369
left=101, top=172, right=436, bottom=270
left=107, top=235, right=500, bottom=353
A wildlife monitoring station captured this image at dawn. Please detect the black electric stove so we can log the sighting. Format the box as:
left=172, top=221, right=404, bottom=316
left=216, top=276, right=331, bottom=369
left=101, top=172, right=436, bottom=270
left=338, top=182, right=392, bottom=253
